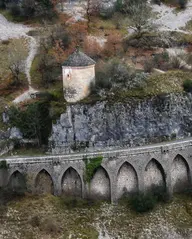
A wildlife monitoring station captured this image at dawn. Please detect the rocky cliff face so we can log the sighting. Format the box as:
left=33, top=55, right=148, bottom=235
left=49, top=93, right=192, bottom=154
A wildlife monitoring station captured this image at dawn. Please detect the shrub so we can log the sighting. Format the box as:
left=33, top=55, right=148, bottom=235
left=6, top=0, right=57, bottom=20
left=178, top=0, right=188, bottom=9
left=183, top=79, right=192, bottom=92
left=95, top=75, right=112, bottom=91
left=151, top=186, right=170, bottom=203
left=115, top=0, right=123, bottom=11
left=0, top=0, right=5, bottom=9
left=130, top=72, right=148, bottom=89
left=153, top=51, right=170, bottom=70
left=95, top=59, right=133, bottom=88
left=7, top=3, right=21, bottom=17
left=8, top=101, right=52, bottom=146
left=129, top=193, right=157, bottom=213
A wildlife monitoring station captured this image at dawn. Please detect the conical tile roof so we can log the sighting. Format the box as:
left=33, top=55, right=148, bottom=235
left=62, top=49, right=96, bottom=67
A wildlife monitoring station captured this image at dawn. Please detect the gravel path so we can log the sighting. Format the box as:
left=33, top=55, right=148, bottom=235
left=0, top=14, right=31, bottom=40
left=0, top=14, right=38, bottom=103
left=152, top=1, right=192, bottom=32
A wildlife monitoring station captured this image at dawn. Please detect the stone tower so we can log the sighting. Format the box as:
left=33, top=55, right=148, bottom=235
left=62, top=49, right=96, bottom=103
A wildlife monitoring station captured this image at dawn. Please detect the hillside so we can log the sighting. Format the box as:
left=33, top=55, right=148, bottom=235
left=0, top=194, right=191, bottom=239
left=0, top=0, right=192, bottom=155
left=0, top=1, right=192, bottom=239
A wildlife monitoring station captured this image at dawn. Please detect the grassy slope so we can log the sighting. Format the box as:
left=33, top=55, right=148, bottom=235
left=0, top=194, right=191, bottom=239
left=0, top=38, right=28, bottom=78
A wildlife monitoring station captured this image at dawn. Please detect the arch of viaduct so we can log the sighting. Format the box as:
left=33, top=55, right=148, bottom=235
left=1, top=138, right=192, bottom=202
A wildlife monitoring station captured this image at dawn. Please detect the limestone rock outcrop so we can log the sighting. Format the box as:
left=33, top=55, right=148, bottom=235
left=49, top=93, right=192, bottom=153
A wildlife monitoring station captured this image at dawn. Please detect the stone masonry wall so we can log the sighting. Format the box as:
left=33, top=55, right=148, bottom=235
left=1, top=138, right=192, bottom=202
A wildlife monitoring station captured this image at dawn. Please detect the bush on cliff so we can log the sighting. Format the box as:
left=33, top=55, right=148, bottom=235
left=183, top=79, right=192, bottom=92
left=94, top=60, right=147, bottom=93
left=8, top=101, right=52, bottom=146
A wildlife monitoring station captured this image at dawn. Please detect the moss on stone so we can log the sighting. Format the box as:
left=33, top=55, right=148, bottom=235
left=84, top=156, right=103, bottom=183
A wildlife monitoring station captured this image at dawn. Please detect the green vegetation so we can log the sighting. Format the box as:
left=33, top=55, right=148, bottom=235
left=0, top=9, right=24, bottom=22
left=183, top=79, right=192, bottom=92
left=0, top=38, right=28, bottom=78
left=9, top=101, right=52, bottom=146
left=143, top=70, right=189, bottom=96
left=0, top=0, right=57, bottom=23
left=84, top=156, right=103, bottom=183
left=83, top=70, right=191, bottom=105
left=129, top=193, right=157, bottom=213
left=49, top=87, right=67, bottom=120
left=128, top=186, right=170, bottom=213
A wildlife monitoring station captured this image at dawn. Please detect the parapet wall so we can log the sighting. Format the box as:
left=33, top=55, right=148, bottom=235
left=1, top=138, right=192, bottom=202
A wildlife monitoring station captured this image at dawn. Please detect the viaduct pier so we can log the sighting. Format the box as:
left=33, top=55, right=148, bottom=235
left=1, top=138, right=192, bottom=202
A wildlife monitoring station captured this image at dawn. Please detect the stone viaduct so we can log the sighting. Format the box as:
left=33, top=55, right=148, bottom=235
left=1, top=138, right=192, bottom=203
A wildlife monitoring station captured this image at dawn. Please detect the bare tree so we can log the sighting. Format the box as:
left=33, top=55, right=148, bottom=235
left=86, top=0, right=92, bottom=31
left=8, top=45, right=25, bottom=86
left=86, top=0, right=100, bottom=32
left=123, top=0, right=154, bottom=36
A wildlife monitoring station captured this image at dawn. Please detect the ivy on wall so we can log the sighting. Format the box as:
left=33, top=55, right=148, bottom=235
left=83, top=156, right=103, bottom=183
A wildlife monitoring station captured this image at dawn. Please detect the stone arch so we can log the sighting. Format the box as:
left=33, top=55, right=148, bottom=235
left=89, top=166, right=111, bottom=201
left=8, top=170, right=27, bottom=193
left=35, top=169, right=54, bottom=194
left=171, top=154, right=190, bottom=192
left=144, top=159, right=166, bottom=192
left=117, top=162, right=138, bottom=199
left=61, top=167, right=82, bottom=197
